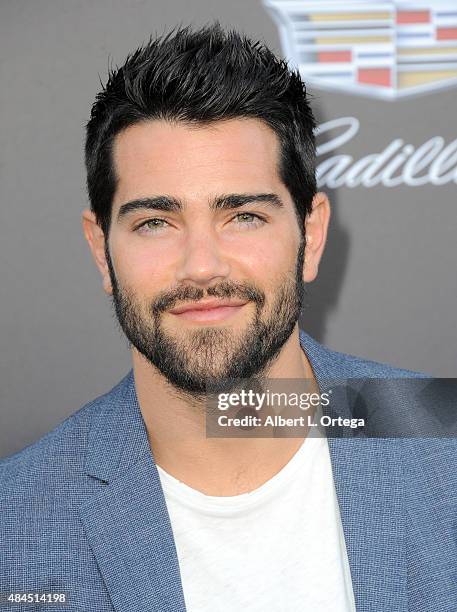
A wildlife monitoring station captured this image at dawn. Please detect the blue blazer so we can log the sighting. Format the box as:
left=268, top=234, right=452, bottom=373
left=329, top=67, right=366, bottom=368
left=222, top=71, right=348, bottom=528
left=1, top=331, right=456, bottom=611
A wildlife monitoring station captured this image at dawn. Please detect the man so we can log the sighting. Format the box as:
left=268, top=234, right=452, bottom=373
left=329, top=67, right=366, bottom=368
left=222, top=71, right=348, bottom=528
left=0, top=24, right=455, bottom=612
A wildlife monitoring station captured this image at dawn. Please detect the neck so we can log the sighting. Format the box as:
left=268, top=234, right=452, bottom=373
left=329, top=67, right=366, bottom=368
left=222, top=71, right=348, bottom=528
left=133, top=324, right=317, bottom=495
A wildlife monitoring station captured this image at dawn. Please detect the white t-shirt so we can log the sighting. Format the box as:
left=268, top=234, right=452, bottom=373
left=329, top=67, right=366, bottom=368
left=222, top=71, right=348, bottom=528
left=157, top=433, right=356, bottom=612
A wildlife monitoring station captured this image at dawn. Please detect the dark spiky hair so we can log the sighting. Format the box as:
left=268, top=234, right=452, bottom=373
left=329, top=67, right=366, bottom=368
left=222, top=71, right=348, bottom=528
left=85, top=23, right=317, bottom=236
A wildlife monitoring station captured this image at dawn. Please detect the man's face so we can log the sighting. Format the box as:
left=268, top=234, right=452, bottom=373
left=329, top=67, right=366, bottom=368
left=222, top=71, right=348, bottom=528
left=105, top=118, right=306, bottom=394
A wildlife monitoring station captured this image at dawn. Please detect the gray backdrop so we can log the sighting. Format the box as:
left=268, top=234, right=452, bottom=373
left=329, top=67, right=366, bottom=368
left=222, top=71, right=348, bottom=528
left=1, top=0, right=456, bottom=458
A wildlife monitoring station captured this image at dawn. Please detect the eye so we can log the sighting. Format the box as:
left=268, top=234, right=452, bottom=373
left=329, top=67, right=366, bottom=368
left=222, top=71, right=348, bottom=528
left=135, top=218, right=169, bottom=233
left=233, top=212, right=265, bottom=227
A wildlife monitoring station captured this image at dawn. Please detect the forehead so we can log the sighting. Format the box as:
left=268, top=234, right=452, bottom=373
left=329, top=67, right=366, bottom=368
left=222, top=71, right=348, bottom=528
left=111, top=118, right=284, bottom=209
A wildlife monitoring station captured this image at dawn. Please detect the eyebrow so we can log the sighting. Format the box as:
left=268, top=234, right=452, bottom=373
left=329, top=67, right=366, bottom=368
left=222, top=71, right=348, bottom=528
left=116, top=193, right=284, bottom=222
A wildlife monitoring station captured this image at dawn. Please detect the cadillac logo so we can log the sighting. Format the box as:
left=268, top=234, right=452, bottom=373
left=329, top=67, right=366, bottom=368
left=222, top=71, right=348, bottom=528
left=263, top=0, right=457, bottom=99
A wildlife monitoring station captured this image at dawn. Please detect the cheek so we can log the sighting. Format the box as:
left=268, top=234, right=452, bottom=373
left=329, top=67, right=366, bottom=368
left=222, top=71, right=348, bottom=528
left=111, top=240, right=175, bottom=290
left=226, top=234, right=298, bottom=290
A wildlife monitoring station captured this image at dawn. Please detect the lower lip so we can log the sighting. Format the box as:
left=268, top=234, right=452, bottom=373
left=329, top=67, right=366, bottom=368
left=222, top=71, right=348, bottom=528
left=170, top=305, right=247, bottom=322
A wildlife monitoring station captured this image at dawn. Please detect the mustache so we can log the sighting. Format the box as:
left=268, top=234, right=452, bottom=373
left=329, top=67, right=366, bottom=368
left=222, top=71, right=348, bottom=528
left=151, top=280, right=266, bottom=314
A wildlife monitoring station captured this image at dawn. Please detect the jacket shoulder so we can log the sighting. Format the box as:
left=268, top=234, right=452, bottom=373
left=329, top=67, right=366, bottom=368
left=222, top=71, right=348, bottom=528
left=299, top=330, right=428, bottom=379
left=0, top=372, right=131, bottom=489
left=322, top=345, right=427, bottom=378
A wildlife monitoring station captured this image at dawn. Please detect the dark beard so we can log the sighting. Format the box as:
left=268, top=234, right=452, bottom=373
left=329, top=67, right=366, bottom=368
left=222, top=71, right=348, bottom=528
left=105, top=239, right=305, bottom=397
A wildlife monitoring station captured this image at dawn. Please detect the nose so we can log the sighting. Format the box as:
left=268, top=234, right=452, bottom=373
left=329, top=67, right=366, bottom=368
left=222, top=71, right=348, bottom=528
left=175, top=224, right=231, bottom=287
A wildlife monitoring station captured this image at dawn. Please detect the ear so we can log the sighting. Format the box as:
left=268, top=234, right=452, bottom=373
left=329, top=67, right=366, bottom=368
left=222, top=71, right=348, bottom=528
left=81, top=208, right=113, bottom=295
left=303, top=192, right=331, bottom=283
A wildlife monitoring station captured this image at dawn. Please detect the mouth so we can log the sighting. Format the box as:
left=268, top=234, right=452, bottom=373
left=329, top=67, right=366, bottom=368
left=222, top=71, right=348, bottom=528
left=168, top=299, right=249, bottom=323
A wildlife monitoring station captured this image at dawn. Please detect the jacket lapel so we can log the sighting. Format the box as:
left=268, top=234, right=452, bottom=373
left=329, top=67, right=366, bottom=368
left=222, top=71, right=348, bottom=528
left=326, top=437, right=407, bottom=611
left=77, top=372, right=187, bottom=612
left=301, top=331, right=407, bottom=611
